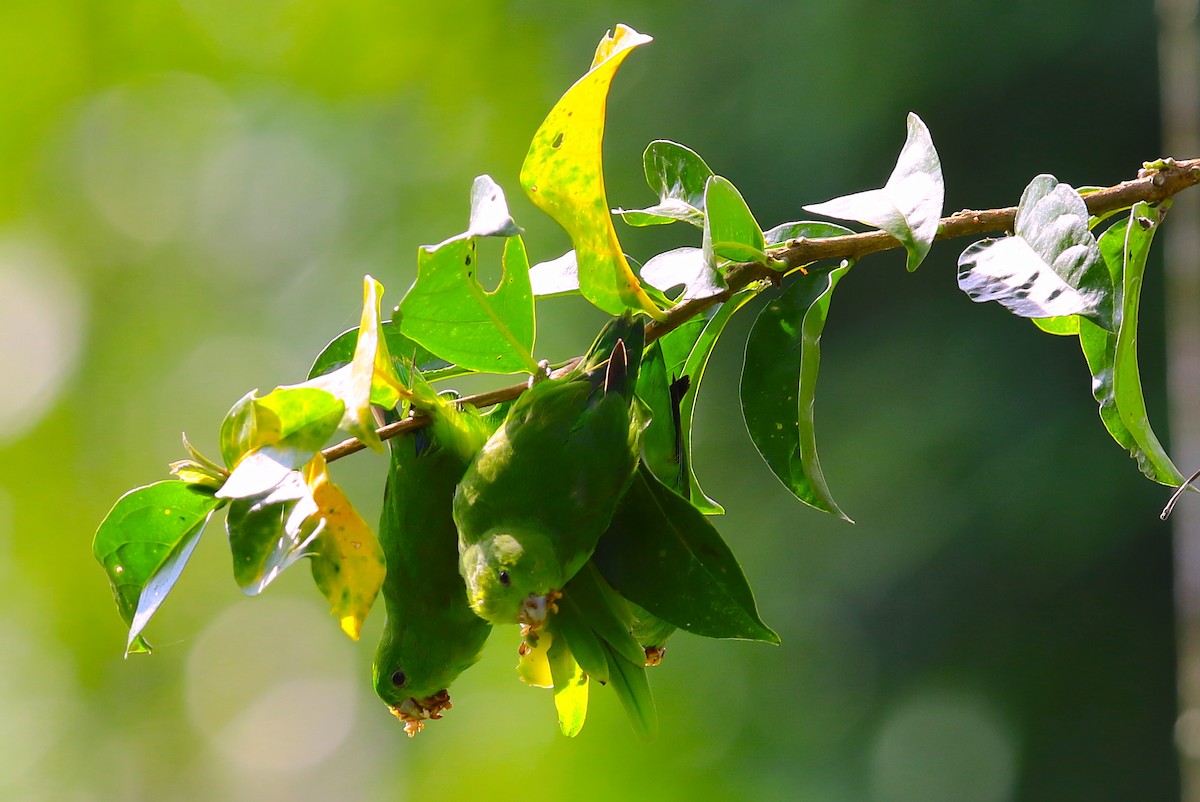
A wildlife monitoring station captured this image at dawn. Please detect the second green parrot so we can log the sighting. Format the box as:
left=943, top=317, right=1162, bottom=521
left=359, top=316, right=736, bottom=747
left=455, top=315, right=644, bottom=629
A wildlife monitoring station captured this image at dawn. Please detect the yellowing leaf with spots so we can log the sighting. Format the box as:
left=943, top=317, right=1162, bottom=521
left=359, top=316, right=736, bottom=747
left=520, top=25, right=664, bottom=320
left=305, top=456, right=387, bottom=640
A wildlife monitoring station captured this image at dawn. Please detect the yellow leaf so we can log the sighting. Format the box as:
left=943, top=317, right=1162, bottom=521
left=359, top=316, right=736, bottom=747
left=517, top=632, right=554, bottom=689
left=548, top=635, right=589, bottom=737
left=305, top=456, right=387, bottom=640
left=520, top=25, right=664, bottom=320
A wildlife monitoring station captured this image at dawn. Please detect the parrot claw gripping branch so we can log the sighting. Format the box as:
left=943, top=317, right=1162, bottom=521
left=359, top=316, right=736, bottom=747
left=95, top=22, right=1199, bottom=741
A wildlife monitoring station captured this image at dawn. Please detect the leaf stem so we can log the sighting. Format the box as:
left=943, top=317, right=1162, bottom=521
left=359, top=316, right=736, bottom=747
left=323, top=157, right=1200, bottom=464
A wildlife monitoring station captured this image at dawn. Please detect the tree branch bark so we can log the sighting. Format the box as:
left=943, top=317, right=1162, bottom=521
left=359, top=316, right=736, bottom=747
left=322, top=156, right=1200, bottom=464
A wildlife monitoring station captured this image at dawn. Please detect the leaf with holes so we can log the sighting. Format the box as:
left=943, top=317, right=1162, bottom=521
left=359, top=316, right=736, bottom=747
left=742, top=263, right=854, bottom=520
left=957, top=174, right=1113, bottom=329
left=399, top=179, right=537, bottom=374
left=640, top=247, right=725, bottom=302
left=93, top=481, right=225, bottom=655
left=805, top=113, right=943, bottom=271
left=614, top=140, right=714, bottom=228
left=519, top=24, right=663, bottom=319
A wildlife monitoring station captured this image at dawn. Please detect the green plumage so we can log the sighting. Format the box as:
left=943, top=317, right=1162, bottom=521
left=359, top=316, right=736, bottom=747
left=371, top=401, right=495, bottom=735
left=455, top=315, right=645, bottom=625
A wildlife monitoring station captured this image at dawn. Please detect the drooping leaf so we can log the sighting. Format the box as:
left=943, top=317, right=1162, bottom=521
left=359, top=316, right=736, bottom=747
left=529, top=250, right=581, bottom=298
left=306, top=457, right=386, bottom=640
left=640, top=247, right=725, bottom=302
left=613, top=140, right=714, bottom=228
left=225, top=470, right=321, bottom=594
left=93, top=481, right=225, bottom=655
left=957, top=174, right=1113, bottom=330
left=603, top=644, right=658, bottom=742
left=519, top=24, right=663, bottom=319
left=741, top=262, right=854, bottom=520
left=547, top=635, right=589, bottom=737
left=1079, top=204, right=1182, bottom=484
left=763, top=220, right=854, bottom=247
left=636, top=343, right=678, bottom=489
left=593, top=465, right=779, bottom=643
left=562, top=563, right=644, bottom=667
left=664, top=289, right=758, bottom=513
left=400, top=233, right=539, bottom=374
left=805, top=113, right=943, bottom=271
left=553, top=596, right=610, bottom=684
left=703, top=176, right=767, bottom=266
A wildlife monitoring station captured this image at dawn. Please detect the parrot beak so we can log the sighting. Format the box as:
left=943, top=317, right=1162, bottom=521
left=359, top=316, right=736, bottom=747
left=389, top=690, right=453, bottom=737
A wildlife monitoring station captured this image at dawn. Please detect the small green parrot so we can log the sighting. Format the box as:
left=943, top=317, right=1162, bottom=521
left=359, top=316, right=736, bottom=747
left=372, top=399, right=496, bottom=736
left=455, top=315, right=645, bottom=629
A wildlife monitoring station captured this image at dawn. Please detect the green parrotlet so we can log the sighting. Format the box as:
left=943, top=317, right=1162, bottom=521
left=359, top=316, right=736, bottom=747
left=455, top=315, right=645, bottom=630
left=372, top=398, right=497, bottom=736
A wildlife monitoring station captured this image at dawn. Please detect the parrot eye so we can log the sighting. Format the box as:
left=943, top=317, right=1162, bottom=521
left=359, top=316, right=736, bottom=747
left=498, top=569, right=511, bottom=587
left=390, top=669, right=406, bottom=687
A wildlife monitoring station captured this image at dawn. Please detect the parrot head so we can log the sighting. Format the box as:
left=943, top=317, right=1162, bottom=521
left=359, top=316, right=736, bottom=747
left=459, top=528, right=564, bottom=626
left=371, top=612, right=490, bottom=737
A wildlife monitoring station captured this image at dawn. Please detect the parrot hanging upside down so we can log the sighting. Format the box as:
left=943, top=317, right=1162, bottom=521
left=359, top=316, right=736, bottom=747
left=371, top=400, right=497, bottom=736
left=455, top=314, right=645, bottom=632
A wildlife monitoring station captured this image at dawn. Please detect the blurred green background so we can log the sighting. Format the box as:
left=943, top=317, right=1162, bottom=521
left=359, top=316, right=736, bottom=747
left=0, top=1, right=1179, bottom=800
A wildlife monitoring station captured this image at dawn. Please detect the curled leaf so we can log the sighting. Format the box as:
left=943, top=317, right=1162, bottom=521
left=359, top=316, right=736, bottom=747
left=614, top=140, right=714, bottom=228
left=519, top=24, right=663, bottom=319
left=805, top=113, right=943, bottom=271
left=957, top=174, right=1113, bottom=329
left=741, top=263, right=854, bottom=520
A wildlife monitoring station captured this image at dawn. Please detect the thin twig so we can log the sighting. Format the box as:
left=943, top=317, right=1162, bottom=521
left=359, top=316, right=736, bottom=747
left=322, top=157, right=1200, bottom=464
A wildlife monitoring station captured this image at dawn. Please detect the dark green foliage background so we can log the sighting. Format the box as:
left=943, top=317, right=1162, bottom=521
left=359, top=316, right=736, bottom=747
left=0, top=1, right=1175, bottom=799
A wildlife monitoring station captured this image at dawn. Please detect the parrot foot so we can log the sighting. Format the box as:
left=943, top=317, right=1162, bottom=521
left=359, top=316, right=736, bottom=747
left=391, top=690, right=453, bottom=737
left=527, top=359, right=552, bottom=387
left=518, top=589, right=562, bottom=644
left=643, top=645, right=667, bottom=667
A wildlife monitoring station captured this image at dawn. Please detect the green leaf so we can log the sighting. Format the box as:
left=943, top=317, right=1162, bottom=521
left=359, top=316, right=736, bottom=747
left=225, top=470, right=320, bottom=594
left=519, top=24, right=664, bottom=319
left=400, top=234, right=539, bottom=375
left=219, top=391, right=255, bottom=469
left=957, top=174, right=1114, bottom=330
left=1032, top=316, right=1080, bottom=336
left=603, top=644, right=657, bottom=742
left=656, top=289, right=758, bottom=513
left=529, top=250, right=581, bottom=298
left=613, top=140, right=714, bottom=228
left=547, top=635, right=589, bottom=738
left=703, top=176, right=767, bottom=265
left=763, top=220, right=854, bottom=247
left=216, top=386, right=345, bottom=499
left=561, top=563, right=644, bottom=667
left=742, top=262, right=854, bottom=520
left=805, top=113, right=943, bottom=271
left=640, top=247, right=725, bottom=302
left=594, top=466, right=780, bottom=643
left=93, top=481, right=224, bottom=655
left=1079, top=204, right=1182, bottom=484
left=636, top=343, right=681, bottom=491
left=553, top=595, right=610, bottom=684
